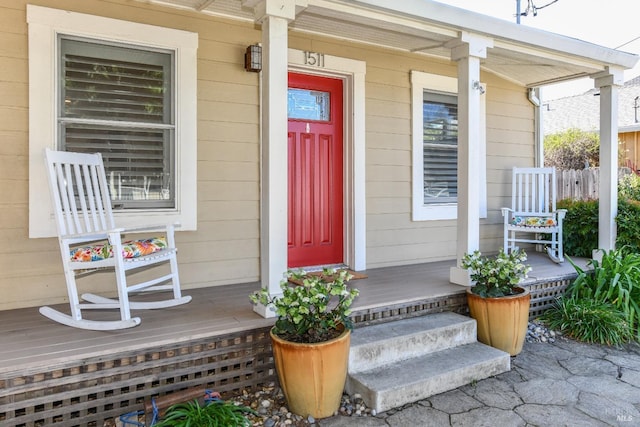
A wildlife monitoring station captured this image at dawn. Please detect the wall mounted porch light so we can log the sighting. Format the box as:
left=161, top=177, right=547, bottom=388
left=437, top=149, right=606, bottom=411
left=472, top=80, right=485, bottom=95
left=244, top=44, right=262, bottom=72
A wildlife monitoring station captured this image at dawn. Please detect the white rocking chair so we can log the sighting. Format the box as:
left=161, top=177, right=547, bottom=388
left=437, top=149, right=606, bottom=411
left=501, top=167, right=567, bottom=263
left=41, top=149, right=191, bottom=330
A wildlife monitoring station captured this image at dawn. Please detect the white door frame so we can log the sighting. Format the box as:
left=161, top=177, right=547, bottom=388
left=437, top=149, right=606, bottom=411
left=287, top=49, right=366, bottom=271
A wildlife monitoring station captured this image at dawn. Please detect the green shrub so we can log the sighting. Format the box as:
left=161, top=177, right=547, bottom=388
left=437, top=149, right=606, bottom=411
left=616, top=199, right=640, bottom=254
left=566, top=249, right=640, bottom=340
left=618, top=173, right=640, bottom=201
left=540, top=296, right=632, bottom=345
left=557, top=198, right=598, bottom=257
left=154, top=399, right=256, bottom=427
left=557, top=197, right=640, bottom=257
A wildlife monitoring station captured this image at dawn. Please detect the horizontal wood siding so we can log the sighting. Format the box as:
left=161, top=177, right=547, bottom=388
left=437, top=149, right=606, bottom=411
left=0, top=1, right=31, bottom=310
left=484, top=76, right=536, bottom=249
left=366, top=53, right=459, bottom=266
left=0, top=0, right=535, bottom=309
left=0, top=0, right=263, bottom=310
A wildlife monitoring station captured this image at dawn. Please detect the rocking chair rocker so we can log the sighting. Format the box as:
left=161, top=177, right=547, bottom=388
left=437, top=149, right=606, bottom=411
left=41, top=149, right=191, bottom=330
left=501, top=167, right=567, bottom=263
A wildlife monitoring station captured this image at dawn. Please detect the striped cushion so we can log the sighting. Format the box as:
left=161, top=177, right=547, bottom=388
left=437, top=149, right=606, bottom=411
left=70, top=237, right=167, bottom=262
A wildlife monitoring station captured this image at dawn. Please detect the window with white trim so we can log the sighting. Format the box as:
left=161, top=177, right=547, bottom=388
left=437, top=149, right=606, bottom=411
left=411, top=71, right=487, bottom=221
left=59, top=37, right=175, bottom=209
left=27, top=6, right=198, bottom=237
left=422, top=91, right=458, bottom=204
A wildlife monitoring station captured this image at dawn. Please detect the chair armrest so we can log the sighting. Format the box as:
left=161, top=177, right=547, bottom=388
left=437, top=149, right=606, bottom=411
left=63, top=231, right=122, bottom=244
left=556, top=209, right=567, bottom=220
left=500, top=207, right=513, bottom=217
left=119, top=223, right=181, bottom=249
left=120, top=222, right=181, bottom=234
left=64, top=223, right=180, bottom=244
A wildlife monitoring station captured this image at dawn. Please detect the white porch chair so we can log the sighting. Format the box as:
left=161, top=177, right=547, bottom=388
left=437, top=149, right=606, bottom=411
left=501, top=167, right=567, bottom=263
left=41, top=149, right=191, bottom=330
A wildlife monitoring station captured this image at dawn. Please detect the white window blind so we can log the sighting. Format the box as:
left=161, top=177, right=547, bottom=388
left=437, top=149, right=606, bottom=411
left=423, top=91, right=458, bottom=204
left=59, top=37, right=175, bottom=209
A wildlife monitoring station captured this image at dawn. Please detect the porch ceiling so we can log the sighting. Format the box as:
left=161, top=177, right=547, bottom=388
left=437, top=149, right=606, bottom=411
left=143, top=0, right=637, bottom=88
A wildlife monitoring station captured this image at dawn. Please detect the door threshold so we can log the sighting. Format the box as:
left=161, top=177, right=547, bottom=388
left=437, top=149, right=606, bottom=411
left=293, top=263, right=348, bottom=273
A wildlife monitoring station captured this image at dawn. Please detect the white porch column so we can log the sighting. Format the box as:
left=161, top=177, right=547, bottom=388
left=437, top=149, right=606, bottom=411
left=244, top=0, right=304, bottom=317
left=593, top=67, right=624, bottom=259
left=448, top=32, right=493, bottom=286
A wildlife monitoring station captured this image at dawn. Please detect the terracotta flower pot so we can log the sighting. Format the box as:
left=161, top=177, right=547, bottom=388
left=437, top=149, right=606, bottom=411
left=270, top=326, right=351, bottom=419
left=466, top=287, right=531, bottom=356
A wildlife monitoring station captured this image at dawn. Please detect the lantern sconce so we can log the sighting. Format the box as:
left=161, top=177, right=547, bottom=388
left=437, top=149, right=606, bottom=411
left=244, top=44, right=262, bottom=72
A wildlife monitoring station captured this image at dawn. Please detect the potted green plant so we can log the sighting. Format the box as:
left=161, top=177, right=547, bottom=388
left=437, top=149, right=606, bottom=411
left=461, top=248, right=532, bottom=355
left=250, top=268, right=359, bottom=419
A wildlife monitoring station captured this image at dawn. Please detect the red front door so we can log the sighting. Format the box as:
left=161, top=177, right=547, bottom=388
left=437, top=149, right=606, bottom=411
left=287, top=73, right=344, bottom=268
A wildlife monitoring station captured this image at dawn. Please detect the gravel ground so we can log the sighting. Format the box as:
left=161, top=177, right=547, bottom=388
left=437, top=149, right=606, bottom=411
left=227, top=385, right=374, bottom=426
left=526, top=318, right=559, bottom=343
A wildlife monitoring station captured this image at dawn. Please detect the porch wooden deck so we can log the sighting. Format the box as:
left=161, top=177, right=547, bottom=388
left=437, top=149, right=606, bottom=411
left=0, top=252, right=585, bottom=374
left=0, top=253, right=587, bottom=427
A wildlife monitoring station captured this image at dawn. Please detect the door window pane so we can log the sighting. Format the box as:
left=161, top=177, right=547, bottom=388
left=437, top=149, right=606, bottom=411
left=287, top=89, right=330, bottom=121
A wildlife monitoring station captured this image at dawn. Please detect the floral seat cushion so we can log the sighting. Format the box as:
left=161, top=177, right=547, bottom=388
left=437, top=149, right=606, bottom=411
left=510, top=216, right=557, bottom=227
left=70, top=237, right=167, bottom=262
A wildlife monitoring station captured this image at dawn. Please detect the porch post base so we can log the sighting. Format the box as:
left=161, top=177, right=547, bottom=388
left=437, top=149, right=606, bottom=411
left=592, top=249, right=604, bottom=262
left=450, top=266, right=472, bottom=286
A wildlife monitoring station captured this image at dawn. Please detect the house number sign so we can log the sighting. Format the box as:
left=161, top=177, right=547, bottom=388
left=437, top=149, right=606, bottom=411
left=304, top=51, right=325, bottom=68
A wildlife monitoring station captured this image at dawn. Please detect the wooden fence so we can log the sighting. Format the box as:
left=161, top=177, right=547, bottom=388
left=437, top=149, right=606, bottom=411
left=555, top=168, right=632, bottom=201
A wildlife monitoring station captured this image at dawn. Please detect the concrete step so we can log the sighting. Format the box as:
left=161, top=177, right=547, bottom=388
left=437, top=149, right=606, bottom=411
left=346, top=312, right=511, bottom=413
left=346, top=341, right=510, bottom=413
left=349, top=312, right=477, bottom=373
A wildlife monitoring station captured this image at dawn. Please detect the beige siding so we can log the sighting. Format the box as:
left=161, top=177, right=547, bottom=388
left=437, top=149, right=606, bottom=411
left=0, top=0, right=536, bottom=310
left=0, top=1, right=30, bottom=309
left=484, top=77, right=536, bottom=249
left=0, top=0, right=263, bottom=309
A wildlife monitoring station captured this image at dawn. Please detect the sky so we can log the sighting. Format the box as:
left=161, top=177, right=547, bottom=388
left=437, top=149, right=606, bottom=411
left=433, top=0, right=640, bottom=100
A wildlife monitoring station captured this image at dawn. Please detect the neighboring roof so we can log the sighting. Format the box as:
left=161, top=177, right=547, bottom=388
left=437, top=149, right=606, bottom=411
left=141, top=0, right=638, bottom=88
left=543, top=77, right=640, bottom=135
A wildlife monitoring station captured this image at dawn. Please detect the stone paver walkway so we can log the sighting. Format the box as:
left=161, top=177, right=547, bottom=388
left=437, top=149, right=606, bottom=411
left=319, top=338, right=640, bottom=426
